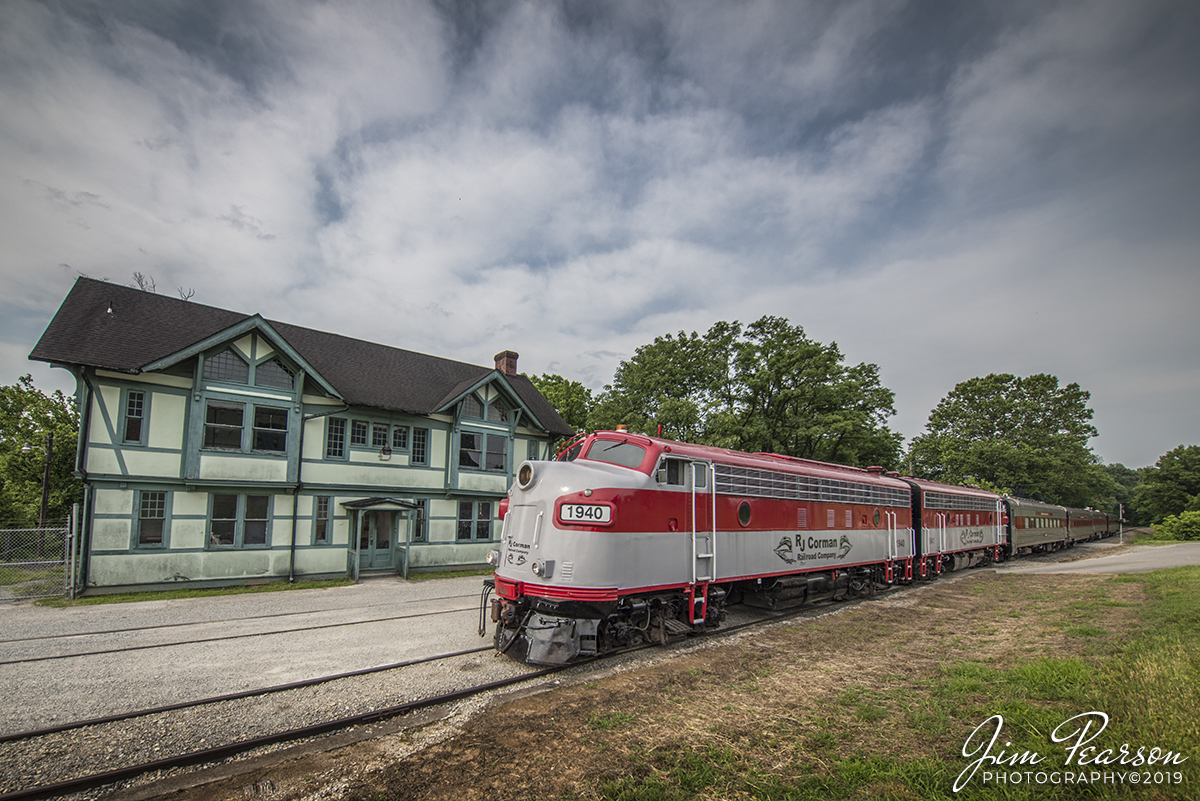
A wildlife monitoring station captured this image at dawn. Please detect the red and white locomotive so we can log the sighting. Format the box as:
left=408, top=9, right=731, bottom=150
left=482, top=430, right=1118, bottom=665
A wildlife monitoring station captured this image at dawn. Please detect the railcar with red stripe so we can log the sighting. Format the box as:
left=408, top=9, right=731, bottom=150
left=483, top=431, right=928, bottom=665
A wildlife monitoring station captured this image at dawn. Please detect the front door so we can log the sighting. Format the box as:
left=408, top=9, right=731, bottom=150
left=358, top=510, right=396, bottom=570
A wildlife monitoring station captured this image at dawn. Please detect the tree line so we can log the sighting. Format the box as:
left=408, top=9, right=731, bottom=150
left=2, top=314, right=1196, bottom=531
left=530, top=315, right=1197, bottom=526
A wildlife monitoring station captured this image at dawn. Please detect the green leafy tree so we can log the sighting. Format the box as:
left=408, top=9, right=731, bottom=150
left=0, top=375, right=83, bottom=525
left=1133, top=445, right=1200, bottom=525
left=1155, top=510, right=1200, bottom=541
left=527, top=373, right=593, bottom=434
left=587, top=317, right=902, bottom=469
left=908, top=373, right=1106, bottom=507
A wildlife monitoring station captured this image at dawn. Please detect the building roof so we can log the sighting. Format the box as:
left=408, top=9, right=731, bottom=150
left=30, top=277, right=573, bottom=437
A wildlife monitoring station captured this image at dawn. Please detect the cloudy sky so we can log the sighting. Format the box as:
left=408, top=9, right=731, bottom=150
left=2, top=0, right=1197, bottom=468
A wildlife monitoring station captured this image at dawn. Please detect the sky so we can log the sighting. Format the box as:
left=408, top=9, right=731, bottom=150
left=2, top=0, right=1197, bottom=468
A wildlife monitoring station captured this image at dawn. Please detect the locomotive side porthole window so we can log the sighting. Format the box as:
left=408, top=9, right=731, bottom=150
left=738, top=501, right=752, bottom=527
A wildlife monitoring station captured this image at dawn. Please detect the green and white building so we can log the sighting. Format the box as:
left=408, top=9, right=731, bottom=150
left=30, top=278, right=572, bottom=592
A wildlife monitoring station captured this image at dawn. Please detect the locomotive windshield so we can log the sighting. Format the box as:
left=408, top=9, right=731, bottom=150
left=583, top=439, right=647, bottom=470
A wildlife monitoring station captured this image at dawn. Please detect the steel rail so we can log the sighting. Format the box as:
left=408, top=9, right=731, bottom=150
left=0, top=592, right=478, bottom=645
left=0, top=605, right=477, bottom=666
left=0, top=645, right=494, bottom=744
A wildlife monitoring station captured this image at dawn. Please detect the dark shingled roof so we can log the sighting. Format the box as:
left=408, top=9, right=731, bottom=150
left=30, top=277, right=572, bottom=437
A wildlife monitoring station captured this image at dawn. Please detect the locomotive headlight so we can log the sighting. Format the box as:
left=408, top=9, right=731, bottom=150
left=531, top=559, right=554, bottom=578
left=531, top=560, right=544, bottom=576
left=486, top=549, right=500, bottom=566
left=517, top=462, right=536, bottom=489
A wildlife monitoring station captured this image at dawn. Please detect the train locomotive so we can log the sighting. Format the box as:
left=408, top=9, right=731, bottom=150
left=481, top=430, right=1118, bottom=665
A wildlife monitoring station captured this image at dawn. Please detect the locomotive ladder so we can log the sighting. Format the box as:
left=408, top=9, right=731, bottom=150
left=689, top=460, right=717, bottom=625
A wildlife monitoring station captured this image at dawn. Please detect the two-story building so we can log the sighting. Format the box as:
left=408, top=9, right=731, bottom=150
left=29, top=277, right=572, bottom=592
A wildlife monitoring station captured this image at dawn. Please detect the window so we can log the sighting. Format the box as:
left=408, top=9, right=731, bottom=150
left=350, top=420, right=368, bottom=446
left=244, top=495, right=269, bottom=545
left=487, top=436, right=506, bottom=471
left=123, top=390, right=146, bottom=444
left=461, top=395, right=483, bottom=418
left=137, top=490, right=167, bottom=546
left=392, top=426, right=409, bottom=450
left=211, top=494, right=238, bottom=545
left=326, top=418, right=346, bottom=459
left=457, top=501, right=493, bottom=540
left=459, top=432, right=482, bottom=469
left=412, top=499, right=427, bottom=542
left=314, top=496, right=330, bottom=544
left=209, top=493, right=271, bottom=548
left=204, top=349, right=249, bottom=383
left=253, top=407, right=288, bottom=451
left=372, top=423, right=389, bottom=449
left=459, top=432, right=507, bottom=472
left=255, top=358, right=293, bottom=390
left=488, top=399, right=508, bottom=422
left=527, top=440, right=540, bottom=461
left=204, top=402, right=244, bottom=449
left=412, top=428, right=428, bottom=465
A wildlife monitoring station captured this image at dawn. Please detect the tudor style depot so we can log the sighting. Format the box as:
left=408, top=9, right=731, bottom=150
left=29, top=278, right=571, bottom=592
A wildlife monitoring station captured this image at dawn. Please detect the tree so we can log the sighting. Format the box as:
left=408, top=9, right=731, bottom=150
left=908, top=374, right=1106, bottom=508
left=0, top=375, right=83, bottom=525
left=527, top=374, right=593, bottom=434
left=587, top=316, right=903, bottom=469
left=1133, top=445, right=1200, bottom=525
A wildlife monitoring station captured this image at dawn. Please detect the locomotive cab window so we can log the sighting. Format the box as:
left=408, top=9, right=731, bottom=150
left=584, top=439, right=646, bottom=469
left=657, top=458, right=689, bottom=486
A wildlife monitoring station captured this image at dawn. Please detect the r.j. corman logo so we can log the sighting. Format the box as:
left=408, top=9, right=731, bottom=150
left=773, top=535, right=853, bottom=563
left=954, top=712, right=1188, bottom=792
left=959, top=528, right=985, bottom=546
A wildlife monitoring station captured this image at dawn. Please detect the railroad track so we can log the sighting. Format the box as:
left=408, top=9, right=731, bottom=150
left=2, top=566, right=1040, bottom=800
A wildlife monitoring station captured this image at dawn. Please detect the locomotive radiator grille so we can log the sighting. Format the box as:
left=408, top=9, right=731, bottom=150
left=713, top=465, right=909, bottom=507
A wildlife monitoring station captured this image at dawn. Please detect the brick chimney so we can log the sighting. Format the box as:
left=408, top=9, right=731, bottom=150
left=494, top=350, right=519, bottom=376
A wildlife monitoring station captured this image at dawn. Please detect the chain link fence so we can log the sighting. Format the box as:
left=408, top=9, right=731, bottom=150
left=0, top=516, right=75, bottom=602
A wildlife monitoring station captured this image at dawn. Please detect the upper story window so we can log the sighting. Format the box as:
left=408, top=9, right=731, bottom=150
left=412, top=428, right=429, bottom=465
left=204, top=349, right=249, bottom=383
left=123, top=390, right=146, bottom=444
left=350, top=420, right=369, bottom=446
left=253, top=407, right=289, bottom=452
left=459, top=432, right=507, bottom=472
left=255, top=358, right=294, bottom=390
left=488, top=399, right=508, bottom=423
left=461, top=395, right=483, bottom=418
left=326, top=418, right=346, bottom=459
left=204, top=401, right=244, bottom=449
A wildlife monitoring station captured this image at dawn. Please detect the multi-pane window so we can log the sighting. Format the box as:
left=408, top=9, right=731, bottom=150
left=211, top=494, right=238, bottom=545
left=350, top=420, right=369, bottom=446
left=486, top=436, right=506, bottom=471
left=459, top=432, right=508, bottom=472
left=244, top=496, right=270, bottom=546
left=488, top=400, right=507, bottom=422
left=372, top=423, right=389, bottom=449
left=527, top=439, right=539, bottom=461
left=459, top=432, right=483, bottom=470
left=254, top=358, right=293, bottom=390
left=124, top=391, right=145, bottom=443
left=392, top=426, right=409, bottom=450
left=138, top=491, right=166, bottom=546
left=457, top=501, right=493, bottom=540
left=204, top=349, right=249, bottom=383
left=253, top=407, right=288, bottom=451
left=204, top=402, right=244, bottom=449
left=412, top=428, right=428, bottom=465
left=314, top=496, right=330, bottom=544
left=209, top=493, right=270, bottom=548
left=461, top=395, right=483, bottom=418
left=326, top=418, right=346, bottom=459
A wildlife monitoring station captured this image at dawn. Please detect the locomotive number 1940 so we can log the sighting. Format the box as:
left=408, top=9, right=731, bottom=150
left=559, top=503, right=613, bottom=524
